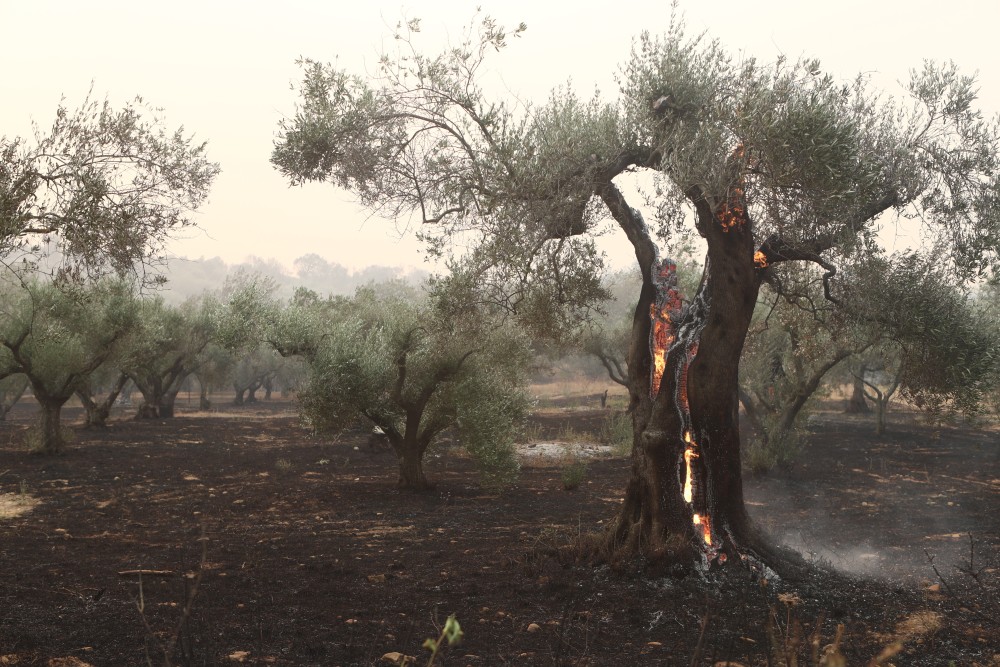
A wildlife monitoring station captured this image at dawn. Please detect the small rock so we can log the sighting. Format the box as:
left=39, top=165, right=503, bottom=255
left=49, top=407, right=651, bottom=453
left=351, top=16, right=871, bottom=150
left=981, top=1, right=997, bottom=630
left=526, top=623, right=541, bottom=633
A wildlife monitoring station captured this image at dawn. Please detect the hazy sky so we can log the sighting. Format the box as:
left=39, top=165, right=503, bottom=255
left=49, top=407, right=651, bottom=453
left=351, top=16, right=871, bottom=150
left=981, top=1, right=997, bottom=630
left=3, top=1, right=998, bottom=273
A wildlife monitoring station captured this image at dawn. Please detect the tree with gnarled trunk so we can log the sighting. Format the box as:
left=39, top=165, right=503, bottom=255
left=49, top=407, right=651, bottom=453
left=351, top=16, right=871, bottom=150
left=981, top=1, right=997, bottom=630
left=124, top=296, right=218, bottom=419
left=272, top=15, right=1000, bottom=576
left=0, top=277, right=139, bottom=453
left=75, top=370, right=130, bottom=427
left=265, top=283, right=532, bottom=491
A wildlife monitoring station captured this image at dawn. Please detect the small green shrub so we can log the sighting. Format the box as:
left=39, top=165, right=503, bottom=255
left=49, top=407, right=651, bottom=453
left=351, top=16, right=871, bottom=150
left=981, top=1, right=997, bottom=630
left=601, top=410, right=633, bottom=456
left=559, top=449, right=589, bottom=490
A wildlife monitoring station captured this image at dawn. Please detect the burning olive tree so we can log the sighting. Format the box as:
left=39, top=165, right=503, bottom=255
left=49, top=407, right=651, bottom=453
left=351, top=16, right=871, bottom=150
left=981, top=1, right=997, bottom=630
left=272, top=16, right=1000, bottom=575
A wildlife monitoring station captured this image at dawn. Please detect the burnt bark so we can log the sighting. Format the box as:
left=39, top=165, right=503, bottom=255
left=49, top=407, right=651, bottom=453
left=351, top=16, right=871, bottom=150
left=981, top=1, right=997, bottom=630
left=395, top=441, right=432, bottom=490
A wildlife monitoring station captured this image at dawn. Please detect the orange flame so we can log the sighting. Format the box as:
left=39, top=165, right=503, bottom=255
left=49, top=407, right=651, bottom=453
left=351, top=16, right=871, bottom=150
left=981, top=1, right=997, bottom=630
left=718, top=144, right=748, bottom=232
left=682, top=433, right=697, bottom=504
left=754, top=250, right=768, bottom=269
left=692, top=513, right=713, bottom=546
left=649, top=260, right=682, bottom=399
left=649, top=304, right=674, bottom=398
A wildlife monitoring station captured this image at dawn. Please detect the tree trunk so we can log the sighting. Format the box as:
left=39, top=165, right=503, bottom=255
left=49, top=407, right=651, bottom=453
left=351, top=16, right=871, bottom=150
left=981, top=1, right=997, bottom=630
left=77, top=372, right=129, bottom=427
left=396, top=445, right=431, bottom=490
left=263, top=377, right=273, bottom=400
left=874, top=398, right=887, bottom=436
left=601, top=190, right=805, bottom=578
left=846, top=367, right=871, bottom=414
left=159, top=388, right=180, bottom=419
left=34, top=396, right=69, bottom=454
left=198, top=380, right=211, bottom=410
left=233, top=386, right=246, bottom=405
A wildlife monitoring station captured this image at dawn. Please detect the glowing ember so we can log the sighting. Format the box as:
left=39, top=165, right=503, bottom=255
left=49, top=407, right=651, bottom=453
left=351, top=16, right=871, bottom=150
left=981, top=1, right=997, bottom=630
left=754, top=250, right=768, bottom=269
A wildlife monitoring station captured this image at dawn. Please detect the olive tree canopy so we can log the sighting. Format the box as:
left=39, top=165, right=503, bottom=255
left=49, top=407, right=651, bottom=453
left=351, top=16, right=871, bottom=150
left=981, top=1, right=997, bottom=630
left=1, top=93, right=220, bottom=281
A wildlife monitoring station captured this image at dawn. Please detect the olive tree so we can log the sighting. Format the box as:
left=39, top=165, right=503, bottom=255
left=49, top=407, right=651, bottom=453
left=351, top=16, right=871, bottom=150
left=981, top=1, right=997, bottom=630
left=845, top=252, right=1000, bottom=431
left=1, top=92, right=219, bottom=280
left=265, top=283, right=532, bottom=490
left=75, top=367, right=131, bottom=427
left=273, top=16, right=1000, bottom=574
left=0, top=276, right=139, bottom=452
left=124, top=295, right=219, bottom=418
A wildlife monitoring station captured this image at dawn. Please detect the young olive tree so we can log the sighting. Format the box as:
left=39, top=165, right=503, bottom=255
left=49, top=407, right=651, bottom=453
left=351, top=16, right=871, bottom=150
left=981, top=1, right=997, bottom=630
left=273, top=16, right=1000, bottom=574
left=1, top=92, right=219, bottom=281
left=0, top=276, right=139, bottom=452
left=269, top=283, right=532, bottom=490
left=737, top=267, right=865, bottom=473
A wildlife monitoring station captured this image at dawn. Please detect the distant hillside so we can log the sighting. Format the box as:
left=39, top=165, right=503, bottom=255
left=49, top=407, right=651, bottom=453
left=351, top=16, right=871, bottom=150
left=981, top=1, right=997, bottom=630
left=157, top=253, right=430, bottom=302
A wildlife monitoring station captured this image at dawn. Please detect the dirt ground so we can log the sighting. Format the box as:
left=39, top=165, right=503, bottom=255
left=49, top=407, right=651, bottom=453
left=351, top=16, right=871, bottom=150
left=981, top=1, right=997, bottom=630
left=0, top=394, right=997, bottom=666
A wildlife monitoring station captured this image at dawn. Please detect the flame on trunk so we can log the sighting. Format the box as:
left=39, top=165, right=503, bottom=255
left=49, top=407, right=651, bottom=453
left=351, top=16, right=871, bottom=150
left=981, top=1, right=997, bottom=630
left=754, top=250, right=768, bottom=269
left=648, top=258, right=719, bottom=560
left=648, top=260, right=682, bottom=399
left=682, top=431, right=697, bottom=503
left=692, top=513, right=713, bottom=546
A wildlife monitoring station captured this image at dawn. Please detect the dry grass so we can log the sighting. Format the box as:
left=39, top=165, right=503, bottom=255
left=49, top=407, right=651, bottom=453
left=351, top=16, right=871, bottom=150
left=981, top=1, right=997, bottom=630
left=0, top=491, right=40, bottom=520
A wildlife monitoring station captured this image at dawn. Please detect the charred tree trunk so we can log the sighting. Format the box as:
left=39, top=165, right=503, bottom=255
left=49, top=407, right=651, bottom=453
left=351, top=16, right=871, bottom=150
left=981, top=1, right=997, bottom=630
left=198, top=379, right=211, bottom=410
left=131, top=358, right=188, bottom=420
left=159, top=387, right=181, bottom=419
left=388, top=421, right=433, bottom=491
left=395, top=443, right=431, bottom=490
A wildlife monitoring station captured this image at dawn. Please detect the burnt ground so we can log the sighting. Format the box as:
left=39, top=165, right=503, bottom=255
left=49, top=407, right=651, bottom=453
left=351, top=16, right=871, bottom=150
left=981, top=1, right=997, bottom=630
left=0, top=396, right=997, bottom=666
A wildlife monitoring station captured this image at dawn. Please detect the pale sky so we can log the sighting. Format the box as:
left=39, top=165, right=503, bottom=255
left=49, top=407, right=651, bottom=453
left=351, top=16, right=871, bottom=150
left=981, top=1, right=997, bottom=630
left=3, top=1, right=998, bottom=274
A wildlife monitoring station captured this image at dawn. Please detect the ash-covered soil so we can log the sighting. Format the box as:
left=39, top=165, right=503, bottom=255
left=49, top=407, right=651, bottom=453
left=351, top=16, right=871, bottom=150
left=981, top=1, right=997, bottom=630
left=0, top=398, right=997, bottom=666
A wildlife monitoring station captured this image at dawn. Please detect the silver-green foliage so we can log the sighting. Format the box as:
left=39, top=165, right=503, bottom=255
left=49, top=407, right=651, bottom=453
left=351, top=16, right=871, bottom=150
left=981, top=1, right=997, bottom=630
left=1, top=92, right=219, bottom=280
left=291, top=284, right=531, bottom=489
left=0, top=276, right=139, bottom=399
